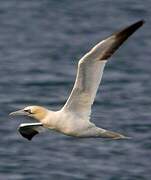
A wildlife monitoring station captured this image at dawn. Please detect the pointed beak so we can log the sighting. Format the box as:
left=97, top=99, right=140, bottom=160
left=9, top=109, right=28, bottom=116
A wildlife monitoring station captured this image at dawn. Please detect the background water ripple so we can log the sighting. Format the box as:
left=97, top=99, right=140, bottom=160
left=0, top=0, right=150, bottom=180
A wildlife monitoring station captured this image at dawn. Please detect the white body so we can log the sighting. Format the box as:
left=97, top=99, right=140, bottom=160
left=42, top=109, right=104, bottom=137
left=10, top=20, right=144, bottom=140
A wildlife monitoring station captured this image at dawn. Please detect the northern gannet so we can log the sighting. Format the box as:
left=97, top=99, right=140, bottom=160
left=10, top=20, right=144, bottom=140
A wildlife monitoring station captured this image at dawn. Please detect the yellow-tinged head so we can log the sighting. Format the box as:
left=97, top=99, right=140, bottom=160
left=9, top=106, right=49, bottom=121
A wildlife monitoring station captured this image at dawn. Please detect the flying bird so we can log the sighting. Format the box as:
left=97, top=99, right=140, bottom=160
left=10, top=20, right=144, bottom=140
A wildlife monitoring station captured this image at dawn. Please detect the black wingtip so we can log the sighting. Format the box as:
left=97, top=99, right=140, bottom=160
left=115, top=19, right=145, bottom=39
left=18, top=128, right=39, bottom=141
left=100, top=20, right=145, bottom=60
left=137, top=19, right=145, bottom=26
left=132, top=20, right=145, bottom=30
left=134, top=20, right=145, bottom=26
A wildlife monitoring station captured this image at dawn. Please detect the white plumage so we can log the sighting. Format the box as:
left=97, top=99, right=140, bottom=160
left=10, top=20, right=144, bottom=140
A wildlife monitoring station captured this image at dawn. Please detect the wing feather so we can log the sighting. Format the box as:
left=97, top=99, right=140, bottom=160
left=18, top=123, right=45, bottom=140
left=63, top=20, right=144, bottom=118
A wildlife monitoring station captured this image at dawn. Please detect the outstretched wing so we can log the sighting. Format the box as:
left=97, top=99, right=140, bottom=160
left=18, top=123, right=45, bottom=140
left=63, top=20, right=144, bottom=118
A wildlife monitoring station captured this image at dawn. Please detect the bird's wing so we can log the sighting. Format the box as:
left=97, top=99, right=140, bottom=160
left=18, top=123, right=45, bottom=140
left=63, top=20, right=144, bottom=118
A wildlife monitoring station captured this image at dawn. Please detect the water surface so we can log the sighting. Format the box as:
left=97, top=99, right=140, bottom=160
left=0, top=1, right=150, bottom=179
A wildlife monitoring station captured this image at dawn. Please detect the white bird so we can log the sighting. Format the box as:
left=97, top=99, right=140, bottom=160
left=10, top=20, right=144, bottom=140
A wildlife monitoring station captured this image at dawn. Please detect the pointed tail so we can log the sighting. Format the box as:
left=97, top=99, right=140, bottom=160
left=98, top=129, right=130, bottom=140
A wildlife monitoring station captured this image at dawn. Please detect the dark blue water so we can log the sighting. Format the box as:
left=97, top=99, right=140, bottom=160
left=0, top=0, right=150, bottom=179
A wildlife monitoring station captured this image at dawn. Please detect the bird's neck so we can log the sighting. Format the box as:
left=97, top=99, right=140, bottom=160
left=33, top=109, right=50, bottom=122
left=39, top=110, right=59, bottom=130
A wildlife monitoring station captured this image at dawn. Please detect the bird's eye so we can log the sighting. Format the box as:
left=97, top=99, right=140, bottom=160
left=24, top=109, right=32, bottom=114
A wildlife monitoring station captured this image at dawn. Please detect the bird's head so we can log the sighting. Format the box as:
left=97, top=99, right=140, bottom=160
left=9, top=106, right=49, bottom=121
